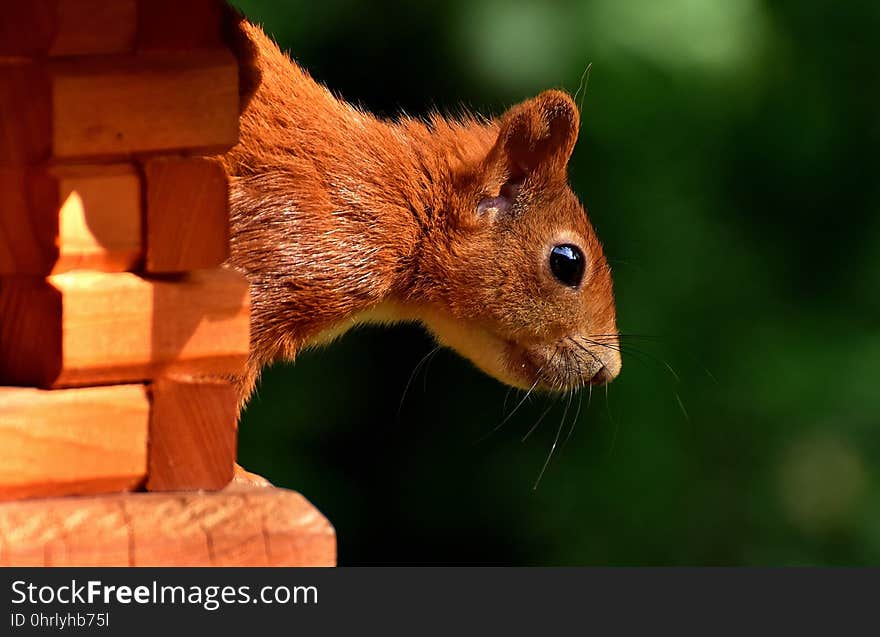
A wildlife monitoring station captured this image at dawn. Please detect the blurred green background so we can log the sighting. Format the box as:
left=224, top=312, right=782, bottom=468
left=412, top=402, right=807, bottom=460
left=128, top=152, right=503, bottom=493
left=231, top=0, right=880, bottom=565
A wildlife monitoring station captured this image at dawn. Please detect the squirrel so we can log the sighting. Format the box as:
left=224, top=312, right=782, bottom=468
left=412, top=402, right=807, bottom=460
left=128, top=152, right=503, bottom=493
left=219, top=15, right=622, bottom=404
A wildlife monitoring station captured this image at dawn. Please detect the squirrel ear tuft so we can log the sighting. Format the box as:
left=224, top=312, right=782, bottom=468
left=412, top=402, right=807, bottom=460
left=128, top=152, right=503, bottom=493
left=490, top=90, right=580, bottom=182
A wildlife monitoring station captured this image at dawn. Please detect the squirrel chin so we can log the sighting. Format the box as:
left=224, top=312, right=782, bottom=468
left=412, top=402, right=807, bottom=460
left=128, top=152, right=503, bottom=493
left=419, top=306, right=616, bottom=391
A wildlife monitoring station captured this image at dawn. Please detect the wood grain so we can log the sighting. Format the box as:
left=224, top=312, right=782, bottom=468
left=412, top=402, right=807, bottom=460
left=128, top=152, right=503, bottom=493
left=0, top=53, right=238, bottom=162
left=0, top=488, right=336, bottom=566
left=0, top=269, right=250, bottom=388
left=0, top=385, right=149, bottom=501
left=147, top=375, right=238, bottom=492
left=0, top=164, right=142, bottom=275
left=144, top=157, right=229, bottom=273
left=0, top=1, right=137, bottom=57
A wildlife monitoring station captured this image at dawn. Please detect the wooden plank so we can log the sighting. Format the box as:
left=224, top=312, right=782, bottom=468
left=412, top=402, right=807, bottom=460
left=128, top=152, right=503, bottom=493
left=0, top=385, right=149, bottom=501
left=0, top=61, right=51, bottom=164
left=0, top=164, right=142, bottom=275
left=52, top=52, right=239, bottom=158
left=147, top=375, right=238, bottom=492
left=52, top=0, right=138, bottom=56
left=0, top=488, right=337, bottom=566
left=137, top=0, right=225, bottom=51
left=0, top=4, right=55, bottom=58
left=0, top=1, right=138, bottom=57
left=0, top=169, right=55, bottom=274
left=144, top=157, right=229, bottom=273
left=0, top=53, right=238, bottom=162
left=52, top=165, right=142, bottom=272
left=0, top=269, right=250, bottom=388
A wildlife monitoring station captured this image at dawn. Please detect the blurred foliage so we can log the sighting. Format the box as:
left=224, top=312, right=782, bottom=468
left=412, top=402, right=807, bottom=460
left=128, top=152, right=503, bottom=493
left=231, top=0, right=880, bottom=565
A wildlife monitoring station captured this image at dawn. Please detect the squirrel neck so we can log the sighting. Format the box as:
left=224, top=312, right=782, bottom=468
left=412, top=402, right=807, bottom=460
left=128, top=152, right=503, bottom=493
left=222, top=22, right=498, bottom=375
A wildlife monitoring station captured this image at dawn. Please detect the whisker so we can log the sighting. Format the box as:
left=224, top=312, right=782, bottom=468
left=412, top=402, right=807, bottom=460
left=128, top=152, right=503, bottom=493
left=590, top=333, right=661, bottom=340
left=397, top=345, right=441, bottom=419
left=572, top=335, right=696, bottom=431
left=675, top=392, right=690, bottom=423
left=502, top=386, right=516, bottom=416
left=533, top=387, right=573, bottom=490
left=573, top=62, right=592, bottom=121
left=605, top=259, right=646, bottom=274
left=565, top=336, right=607, bottom=370
left=475, top=350, right=556, bottom=445
left=593, top=333, right=719, bottom=384
left=521, top=399, right=556, bottom=442
left=579, top=337, right=682, bottom=384
left=421, top=346, right=442, bottom=393
left=561, top=387, right=584, bottom=451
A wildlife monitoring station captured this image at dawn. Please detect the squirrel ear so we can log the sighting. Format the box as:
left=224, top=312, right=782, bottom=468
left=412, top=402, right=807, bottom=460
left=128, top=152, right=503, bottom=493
left=490, top=90, right=580, bottom=182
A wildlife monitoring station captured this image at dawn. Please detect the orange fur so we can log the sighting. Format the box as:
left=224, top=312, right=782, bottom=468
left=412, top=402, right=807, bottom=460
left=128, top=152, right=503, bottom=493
left=220, top=16, right=620, bottom=403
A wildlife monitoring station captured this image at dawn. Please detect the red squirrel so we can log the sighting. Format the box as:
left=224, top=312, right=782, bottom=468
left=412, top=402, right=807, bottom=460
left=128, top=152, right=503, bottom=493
left=220, top=16, right=622, bottom=404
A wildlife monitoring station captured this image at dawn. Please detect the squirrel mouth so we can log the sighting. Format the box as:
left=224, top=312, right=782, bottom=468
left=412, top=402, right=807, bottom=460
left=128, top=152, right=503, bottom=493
left=503, top=341, right=549, bottom=390
left=503, top=337, right=619, bottom=392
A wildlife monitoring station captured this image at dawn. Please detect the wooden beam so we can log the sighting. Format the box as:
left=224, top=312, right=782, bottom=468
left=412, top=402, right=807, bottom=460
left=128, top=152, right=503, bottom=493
left=0, top=52, right=238, bottom=163
left=0, top=385, right=149, bottom=501
left=0, top=487, right=337, bottom=566
left=147, top=375, right=238, bottom=492
left=137, top=0, right=225, bottom=51
left=0, top=164, right=142, bottom=275
left=0, top=269, right=250, bottom=388
left=0, top=1, right=138, bottom=57
left=143, top=157, right=229, bottom=272
left=0, top=60, right=51, bottom=164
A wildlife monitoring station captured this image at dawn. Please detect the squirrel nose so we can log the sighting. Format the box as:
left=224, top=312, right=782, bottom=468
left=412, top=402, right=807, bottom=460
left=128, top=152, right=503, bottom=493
left=588, top=366, right=614, bottom=386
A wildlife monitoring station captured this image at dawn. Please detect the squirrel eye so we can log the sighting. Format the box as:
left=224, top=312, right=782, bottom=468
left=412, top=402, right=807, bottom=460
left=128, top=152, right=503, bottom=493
left=549, top=244, right=585, bottom=288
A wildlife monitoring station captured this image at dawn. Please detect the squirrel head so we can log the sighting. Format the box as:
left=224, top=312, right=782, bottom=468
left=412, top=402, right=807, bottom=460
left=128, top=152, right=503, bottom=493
left=415, top=90, right=621, bottom=391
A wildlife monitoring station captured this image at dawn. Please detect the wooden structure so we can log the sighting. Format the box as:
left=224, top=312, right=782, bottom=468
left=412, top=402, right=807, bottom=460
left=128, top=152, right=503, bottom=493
left=0, top=0, right=335, bottom=566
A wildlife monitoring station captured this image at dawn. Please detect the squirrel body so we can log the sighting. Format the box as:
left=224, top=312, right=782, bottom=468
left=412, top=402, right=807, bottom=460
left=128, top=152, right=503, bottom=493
left=221, top=20, right=621, bottom=402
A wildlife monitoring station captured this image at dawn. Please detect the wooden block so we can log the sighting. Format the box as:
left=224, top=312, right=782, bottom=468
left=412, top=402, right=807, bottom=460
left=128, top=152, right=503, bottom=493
left=0, top=1, right=137, bottom=57
left=0, top=269, right=250, bottom=388
left=0, top=385, right=149, bottom=501
left=0, top=52, right=238, bottom=162
left=0, top=488, right=337, bottom=566
left=147, top=375, right=238, bottom=492
left=137, top=0, right=225, bottom=51
left=0, top=61, right=51, bottom=164
left=0, top=164, right=142, bottom=275
left=144, top=157, right=229, bottom=273
left=0, top=169, right=55, bottom=274
left=52, top=52, right=239, bottom=159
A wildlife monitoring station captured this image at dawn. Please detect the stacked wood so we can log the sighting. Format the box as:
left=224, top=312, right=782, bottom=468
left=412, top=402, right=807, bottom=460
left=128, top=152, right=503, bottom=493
left=143, top=157, right=230, bottom=272
left=0, top=53, right=238, bottom=163
left=0, top=164, right=142, bottom=275
left=147, top=376, right=239, bottom=492
left=0, top=269, right=250, bottom=388
left=0, top=160, right=230, bottom=276
left=0, top=1, right=335, bottom=565
left=0, top=385, right=149, bottom=500
left=0, top=1, right=139, bottom=58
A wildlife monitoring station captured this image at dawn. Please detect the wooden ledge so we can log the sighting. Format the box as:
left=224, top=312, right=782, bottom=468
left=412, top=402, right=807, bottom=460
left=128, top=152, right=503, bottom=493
left=0, top=486, right=336, bottom=566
